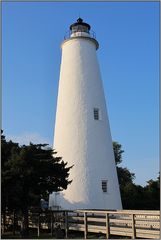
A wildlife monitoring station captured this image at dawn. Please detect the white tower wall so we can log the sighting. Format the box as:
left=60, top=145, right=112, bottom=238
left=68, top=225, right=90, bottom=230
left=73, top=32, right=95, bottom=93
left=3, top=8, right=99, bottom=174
left=53, top=21, right=122, bottom=210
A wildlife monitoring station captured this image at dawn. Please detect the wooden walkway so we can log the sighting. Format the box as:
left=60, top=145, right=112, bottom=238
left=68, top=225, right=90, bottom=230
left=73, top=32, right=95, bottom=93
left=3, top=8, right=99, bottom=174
left=66, top=210, right=160, bottom=239
left=2, top=209, right=160, bottom=239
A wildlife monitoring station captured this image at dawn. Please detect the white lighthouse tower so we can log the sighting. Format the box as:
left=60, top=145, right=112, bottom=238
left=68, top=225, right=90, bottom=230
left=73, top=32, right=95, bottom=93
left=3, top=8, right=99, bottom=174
left=53, top=18, right=122, bottom=210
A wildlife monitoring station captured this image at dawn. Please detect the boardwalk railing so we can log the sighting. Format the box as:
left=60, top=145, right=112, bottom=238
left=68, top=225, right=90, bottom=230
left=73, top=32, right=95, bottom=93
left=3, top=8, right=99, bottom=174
left=66, top=210, right=160, bottom=239
left=2, top=209, right=160, bottom=239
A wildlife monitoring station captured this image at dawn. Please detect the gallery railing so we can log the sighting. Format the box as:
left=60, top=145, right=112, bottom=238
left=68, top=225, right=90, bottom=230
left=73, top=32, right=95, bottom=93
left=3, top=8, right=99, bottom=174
left=64, top=29, right=97, bottom=40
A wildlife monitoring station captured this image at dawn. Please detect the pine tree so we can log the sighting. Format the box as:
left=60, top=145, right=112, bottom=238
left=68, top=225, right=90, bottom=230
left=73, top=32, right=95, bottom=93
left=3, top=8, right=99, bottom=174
left=1, top=131, right=73, bottom=237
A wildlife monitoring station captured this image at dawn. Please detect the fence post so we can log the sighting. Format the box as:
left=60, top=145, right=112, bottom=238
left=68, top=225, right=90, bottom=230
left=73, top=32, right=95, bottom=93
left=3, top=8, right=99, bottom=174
left=2, top=211, right=6, bottom=234
left=84, top=212, right=88, bottom=239
left=131, top=214, right=136, bottom=239
left=12, top=210, right=16, bottom=236
left=106, top=213, right=110, bottom=239
left=65, top=211, right=68, bottom=238
left=51, top=211, right=53, bottom=236
left=37, top=213, right=40, bottom=237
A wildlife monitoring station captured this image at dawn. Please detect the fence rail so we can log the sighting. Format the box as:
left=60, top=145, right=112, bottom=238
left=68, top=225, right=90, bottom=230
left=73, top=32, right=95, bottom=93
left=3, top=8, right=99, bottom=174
left=66, top=210, right=160, bottom=239
left=2, top=209, right=160, bottom=239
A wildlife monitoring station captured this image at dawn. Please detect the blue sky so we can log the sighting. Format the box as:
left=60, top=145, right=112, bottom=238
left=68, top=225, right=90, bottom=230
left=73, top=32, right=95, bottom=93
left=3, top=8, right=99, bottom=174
left=2, top=1, right=159, bottom=186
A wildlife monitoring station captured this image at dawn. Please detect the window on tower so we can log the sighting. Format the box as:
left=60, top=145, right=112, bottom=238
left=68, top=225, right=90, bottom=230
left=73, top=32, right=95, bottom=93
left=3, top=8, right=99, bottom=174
left=94, top=108, right=100, bottom=120
left=102, top=180, right=108, bottom=193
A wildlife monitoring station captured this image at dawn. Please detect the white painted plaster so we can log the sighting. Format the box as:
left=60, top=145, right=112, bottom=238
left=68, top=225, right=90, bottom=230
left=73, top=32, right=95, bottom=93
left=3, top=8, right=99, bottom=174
left=53, top=34, right=122, bottom=210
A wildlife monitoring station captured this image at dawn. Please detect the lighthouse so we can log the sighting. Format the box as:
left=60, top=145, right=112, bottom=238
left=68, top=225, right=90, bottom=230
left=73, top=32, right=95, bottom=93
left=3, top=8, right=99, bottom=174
left=53, top=18, right=122, bottom=210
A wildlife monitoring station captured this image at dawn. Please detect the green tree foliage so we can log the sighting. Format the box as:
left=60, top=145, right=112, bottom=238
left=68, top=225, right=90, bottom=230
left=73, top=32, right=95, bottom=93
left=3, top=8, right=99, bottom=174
left=113, top=141, right=124, bottom=165
left=1, top=130, right=20, bottom=212
left=113, top=141, right=135, bottom=184
left=143, top=176, right=160, bottom=210
left=113, top=141, right=160, bottom=210
left=113, top=141, right=135, bottom=188
left=3, top=144, right=72, bottom=209
left=1, top=131, right=73, bottom=237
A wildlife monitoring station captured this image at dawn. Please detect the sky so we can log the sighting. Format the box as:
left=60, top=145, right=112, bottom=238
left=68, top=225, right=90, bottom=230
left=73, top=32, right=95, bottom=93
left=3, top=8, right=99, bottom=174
left=2, top=1, right=159, bottom=186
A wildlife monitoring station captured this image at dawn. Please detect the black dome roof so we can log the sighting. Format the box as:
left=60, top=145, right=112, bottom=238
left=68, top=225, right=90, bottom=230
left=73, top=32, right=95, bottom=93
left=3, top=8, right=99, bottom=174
left=70, top=18, right=91, bottom=31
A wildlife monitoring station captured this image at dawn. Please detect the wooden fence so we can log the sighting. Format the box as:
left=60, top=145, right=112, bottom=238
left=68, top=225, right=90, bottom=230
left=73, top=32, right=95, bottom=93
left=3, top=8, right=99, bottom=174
left=66, top=210, right=160, bottom=239
left=2, top=209, right=160, bottom=239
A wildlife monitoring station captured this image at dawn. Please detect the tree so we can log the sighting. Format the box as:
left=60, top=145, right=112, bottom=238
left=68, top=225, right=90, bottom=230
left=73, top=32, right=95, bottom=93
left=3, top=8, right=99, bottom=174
left=113, top=142, right=136, bottom=209
left=113, top=142, right=135, bottom=185
left=117, top=167, right=135, bottom=187
left=143, top=175, right=160, bottom=210
left=2, top=132, right=73, bottom=237
left=121, top=183, right=145, bottom=209
left=1, top=131, right=20, bottom=214
left=112, top=141, right=160, bottom=210
left=113, top=141, right=124, bottom=165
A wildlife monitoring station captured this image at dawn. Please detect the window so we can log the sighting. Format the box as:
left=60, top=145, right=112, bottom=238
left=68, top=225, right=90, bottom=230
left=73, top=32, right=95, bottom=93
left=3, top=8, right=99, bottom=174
left=94, top=108, right=99, bottom=120
left=102, top=180, right=108, bottom=193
